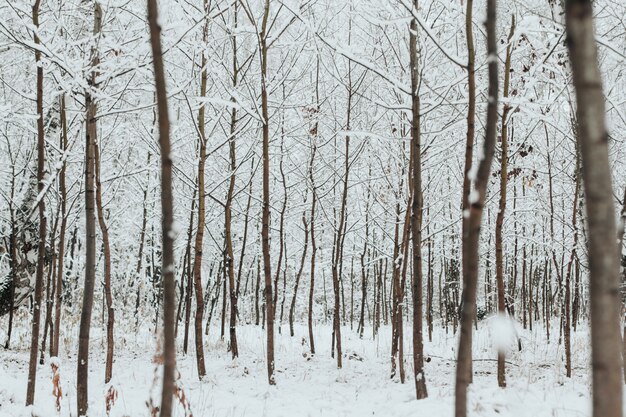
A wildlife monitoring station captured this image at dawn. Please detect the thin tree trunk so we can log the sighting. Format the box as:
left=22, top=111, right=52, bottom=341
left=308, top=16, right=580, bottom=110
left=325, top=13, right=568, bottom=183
left=563, top=146, right=581, bottom=378
left=26, top=0, right=46, bottom=406
left=77, top=3, right=101, bottom=414
left=183, top=183, right=197, bottom=354
left=225, top=5, right=239, bottom=356
left=148, top=0, right=176, bottom=413
left=455, top=0, right=499, bottom=413
left=308, top=59, right=320, bottom=355
left=52, top=94, right=68, bottom=358
left=565, top=2, right=623, bottom=416
left=409, top=0, right=427, bottom=399
left=95, top=137, right=115, bottom=384
left=289, top=207, right=309, bottom=337
left=459, top=0, right=476, bottom=385
left=494, top=16, right=515, bottom=388
left=259, top=0, right=275, bottom=385
left=191, top=0, right=210, bottom=378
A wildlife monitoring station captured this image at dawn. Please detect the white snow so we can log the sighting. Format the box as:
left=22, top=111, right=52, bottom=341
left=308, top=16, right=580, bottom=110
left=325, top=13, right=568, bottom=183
left=0, top=323, right=610, bottom=417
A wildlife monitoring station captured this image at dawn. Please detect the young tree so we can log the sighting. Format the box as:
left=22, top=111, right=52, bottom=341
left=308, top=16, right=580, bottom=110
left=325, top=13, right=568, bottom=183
left=94, top=136, right=114, bottom=383
left=25, top=0, right=47, bottom=406
left=455, top=0, right=499, bottom=413
left=147, top=0, right=176, bottom=415
left=224, top=0, right=240, bottom=359
left=77, top=3, right=102, bottom=414
left=191, top=0, right=210, bottom=379
left=409, top=0, right=427, bottom=400
left=259, top=0, right=275, bottom=385
left=565, top=1, right=623, bottom=416
left=494, top=16, right=516, bottom=388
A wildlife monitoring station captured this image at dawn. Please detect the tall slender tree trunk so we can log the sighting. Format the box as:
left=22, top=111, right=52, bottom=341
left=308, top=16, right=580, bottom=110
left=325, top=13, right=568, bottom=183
left=224, top=1, right=240, bottom=358
left=494, top=16, right=515, bottom=388
left=459, top=0, right=476, bottom=386
left=563, top=146, right=581, bottom=378
left=148, top=0, right=176, bottom=414
left=52, top=94, right=68, bottom=358
left=409, top=0, right=427, bottom=399
left=183, top=183, right=196, bottom=354
left=191, top=0, right=210, bottom=378
left=308, top=59, right=320, bottom=355
left=4, top=145, right=17, bottom=350
left=259, top=0, right=275, bottom=385
left=77, top=3, right=102, bottom=415
left=455, top=0, right=499, bottom=413
left=26, top=0, right=46, bottom=401
left=94, top=138, right=115, bottom=383
left=618, top=185, right=626, bottom=383
left=565, top=2, right=623, bottom=416
left=289, top=206, right=309, bottom=337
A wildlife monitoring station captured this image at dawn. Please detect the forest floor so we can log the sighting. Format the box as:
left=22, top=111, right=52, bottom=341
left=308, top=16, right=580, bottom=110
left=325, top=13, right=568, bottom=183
left=0, top=318, right=606, bottom=417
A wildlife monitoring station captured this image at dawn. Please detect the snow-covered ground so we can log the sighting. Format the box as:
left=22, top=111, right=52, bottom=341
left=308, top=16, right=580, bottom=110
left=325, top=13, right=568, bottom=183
left=0, top=319, right=610, bottom=416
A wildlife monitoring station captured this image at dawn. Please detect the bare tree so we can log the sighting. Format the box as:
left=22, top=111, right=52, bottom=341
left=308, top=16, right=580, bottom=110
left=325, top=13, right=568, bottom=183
left=409, top=0, right=427, bottom=400
left=94, top=136, right=114, bottom=383
left=455, top=0, right=499, bottom=413
left=25, top=0, right=46, bottom=406
left=224, top=0, right=240, bottom=359
left=565, top=1, right=623, bottom=416
left=77, top=2, right=102, bottom=414
left=494, top=16, right=515, bottom=388
left=191, top=0, right=210, bottom=379
left=259, top=0, right=275, bottom=385
left=147, top=0, right=176, bottom=415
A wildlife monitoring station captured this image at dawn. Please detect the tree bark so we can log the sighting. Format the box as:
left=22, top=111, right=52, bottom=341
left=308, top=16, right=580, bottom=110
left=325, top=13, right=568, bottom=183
left=494, top=16, right=515, bottom=388
left=565, top=2, right=623, bottom=416
left=52, top=94, right=68, bottom=358
left=455, top=0, right=499, bottom=413
left=409, top=0, right=427, bottom=399
left=459, top=0, right=476, bottom=384
left=77, top=3, right=102, bottom=414
left=147, top=0, right=176, bottom=414
left=191, top=0, right=210, bottom=378
left=259, top=0, right=275, bottom=385
left=94, top=136, right=115, bottom=384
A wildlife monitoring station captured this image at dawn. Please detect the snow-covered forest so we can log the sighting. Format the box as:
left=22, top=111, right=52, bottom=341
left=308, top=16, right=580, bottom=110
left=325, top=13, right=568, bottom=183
left=0, top=0, right=625, bottom=416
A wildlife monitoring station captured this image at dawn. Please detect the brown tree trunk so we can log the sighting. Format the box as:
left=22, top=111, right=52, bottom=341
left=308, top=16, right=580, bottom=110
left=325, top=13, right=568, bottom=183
left=455, top=0, right=499, bottom=413
left=563, top=146, right=581, bottom=378
left=459, top=0, right=476, bottom=386
left=332, top=113, right=350, bottom=369
left=147, top=0, right=176, bottom=414
left=191, top=0, right=210, bottom=379
left=52, top=94, right=68, bottom=358
left=40, top=214, right=59, bottom=364
left=134, top=154, right=150, bottom=331
left=494, top=16, right=515, bottom=388
left=224, top=1, right=240, bottom=358
left=289, top=207, right=309, bottom=337
left=77, top=3, right=101, bottom=414
left=565, top=2, right=623, bottom=416
left=183, top=183, right=196, bottom=354
left=4, top=146, right=17, bottom=350
left=308, top=59, right=320, bottom=355
left=25, top=0, right=46, bottom=406
left=409, top=0, right=427, bottom=399
left=259, top=0, right=275, bottom=385
left=618, top=185, right=626, bottom=383
left=94, top=136, right=115, bottom=384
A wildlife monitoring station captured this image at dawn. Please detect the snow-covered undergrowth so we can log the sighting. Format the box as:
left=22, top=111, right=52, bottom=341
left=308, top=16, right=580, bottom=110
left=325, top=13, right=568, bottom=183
left=0, top=320, right=608, bottom=416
